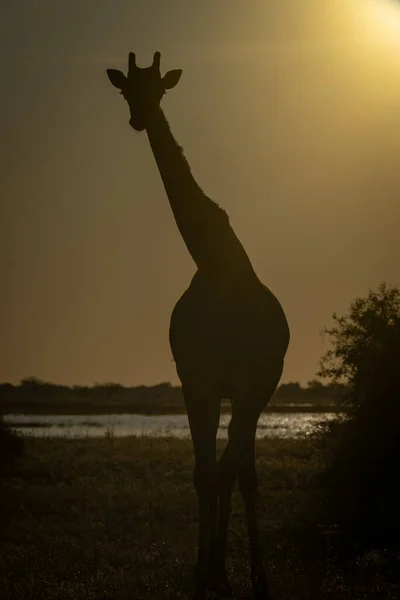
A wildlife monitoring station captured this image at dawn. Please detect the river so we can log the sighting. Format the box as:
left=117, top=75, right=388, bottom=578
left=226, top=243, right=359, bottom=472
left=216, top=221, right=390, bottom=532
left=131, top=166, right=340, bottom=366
left=5, top=412, right=336, bottom=439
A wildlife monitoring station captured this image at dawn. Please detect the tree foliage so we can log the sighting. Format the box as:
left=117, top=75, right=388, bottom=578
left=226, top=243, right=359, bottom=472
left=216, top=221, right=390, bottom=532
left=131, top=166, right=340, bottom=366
left=316, top=283, right=400, bottom=550
left=318, top=282, right=400, bottom=403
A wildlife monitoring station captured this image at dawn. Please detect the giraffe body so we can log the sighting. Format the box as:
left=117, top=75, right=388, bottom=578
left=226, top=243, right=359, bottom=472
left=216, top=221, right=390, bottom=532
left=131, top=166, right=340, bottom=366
left=107, top=52, right=290, bottom=599
left=170, top=272, right=289, bottom=398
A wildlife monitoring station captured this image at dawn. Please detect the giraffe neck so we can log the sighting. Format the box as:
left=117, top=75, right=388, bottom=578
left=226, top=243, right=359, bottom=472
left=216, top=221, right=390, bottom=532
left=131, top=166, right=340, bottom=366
left=145, top=108, right=255, bottom=277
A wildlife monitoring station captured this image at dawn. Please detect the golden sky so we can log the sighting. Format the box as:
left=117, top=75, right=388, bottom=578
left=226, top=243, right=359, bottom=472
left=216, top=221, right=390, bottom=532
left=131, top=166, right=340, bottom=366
left=1, top=0, right=400, bottom=386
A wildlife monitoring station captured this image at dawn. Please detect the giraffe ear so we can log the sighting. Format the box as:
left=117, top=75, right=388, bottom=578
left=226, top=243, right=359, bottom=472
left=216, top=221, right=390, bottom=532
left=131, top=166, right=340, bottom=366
left=162, top=69, right=182, bottom=90
left=106, top=69, right=127, bottom=89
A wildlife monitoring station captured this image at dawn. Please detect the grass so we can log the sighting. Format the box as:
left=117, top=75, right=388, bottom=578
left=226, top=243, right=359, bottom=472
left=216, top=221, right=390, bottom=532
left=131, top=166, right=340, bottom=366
left=0, top=436, right=398, bottom=599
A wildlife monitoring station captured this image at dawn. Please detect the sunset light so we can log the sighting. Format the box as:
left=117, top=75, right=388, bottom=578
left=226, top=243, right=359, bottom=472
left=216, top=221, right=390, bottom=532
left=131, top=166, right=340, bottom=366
left=3, top=1, right=400, bottom=596
left=364, top=0, right=400, bottom=43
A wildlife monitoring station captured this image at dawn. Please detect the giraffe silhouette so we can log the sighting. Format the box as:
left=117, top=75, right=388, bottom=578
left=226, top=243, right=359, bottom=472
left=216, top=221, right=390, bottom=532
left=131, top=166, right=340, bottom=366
left=107, top=52, right=290, bottom=600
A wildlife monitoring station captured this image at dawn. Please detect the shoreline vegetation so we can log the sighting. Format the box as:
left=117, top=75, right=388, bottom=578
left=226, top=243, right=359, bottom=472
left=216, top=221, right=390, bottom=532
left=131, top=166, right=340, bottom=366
left=1, top=378, right=345, bottom=415
left=1, top=436, right=398, bottom=600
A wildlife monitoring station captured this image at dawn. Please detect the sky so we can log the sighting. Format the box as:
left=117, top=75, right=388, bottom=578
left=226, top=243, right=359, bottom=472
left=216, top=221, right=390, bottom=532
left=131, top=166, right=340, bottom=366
left=1, top=0, right=400, bottom=387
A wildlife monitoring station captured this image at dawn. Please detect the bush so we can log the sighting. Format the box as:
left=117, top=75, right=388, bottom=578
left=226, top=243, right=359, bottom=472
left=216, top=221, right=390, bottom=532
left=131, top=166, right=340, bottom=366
left=316, top=283, right=400, bottom=551
left=0, top=415, right=24, bottom=476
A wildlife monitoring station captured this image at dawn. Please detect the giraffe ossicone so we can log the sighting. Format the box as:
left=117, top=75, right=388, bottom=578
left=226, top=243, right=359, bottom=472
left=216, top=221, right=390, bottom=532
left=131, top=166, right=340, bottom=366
left=107, top=52, right=182, bottom=131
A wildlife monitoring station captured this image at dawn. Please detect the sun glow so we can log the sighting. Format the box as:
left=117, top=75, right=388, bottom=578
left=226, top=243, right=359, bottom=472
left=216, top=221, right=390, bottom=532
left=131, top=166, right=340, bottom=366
left=364, top=0, right=400, bottom=41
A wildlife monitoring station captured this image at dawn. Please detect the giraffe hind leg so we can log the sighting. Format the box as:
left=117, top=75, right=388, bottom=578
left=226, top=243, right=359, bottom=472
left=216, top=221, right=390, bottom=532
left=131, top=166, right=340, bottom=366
left=213, top=407, right=260, bottom=597
left=237, top=423, right=271, bottom=600
left=214, top=366, right=283, bottom=599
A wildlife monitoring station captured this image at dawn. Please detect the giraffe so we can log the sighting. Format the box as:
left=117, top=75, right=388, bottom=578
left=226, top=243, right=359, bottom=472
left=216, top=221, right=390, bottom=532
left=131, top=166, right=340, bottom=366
left=107, top=52, right=290, bottom=600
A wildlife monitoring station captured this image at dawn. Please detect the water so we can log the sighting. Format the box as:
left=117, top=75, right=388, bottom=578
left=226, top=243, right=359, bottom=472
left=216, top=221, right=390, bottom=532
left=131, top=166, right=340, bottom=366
left=5, top=412, right=335, bottom=439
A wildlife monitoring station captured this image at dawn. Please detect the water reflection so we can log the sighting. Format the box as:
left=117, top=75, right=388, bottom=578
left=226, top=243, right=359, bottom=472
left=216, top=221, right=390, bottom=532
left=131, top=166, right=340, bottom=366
left=5, top=412, right=335, bottom=439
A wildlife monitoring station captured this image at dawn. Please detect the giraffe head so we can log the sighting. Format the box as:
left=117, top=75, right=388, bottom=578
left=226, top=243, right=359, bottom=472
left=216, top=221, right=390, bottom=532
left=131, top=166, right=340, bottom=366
left=107, top=52, right=182, bottom=131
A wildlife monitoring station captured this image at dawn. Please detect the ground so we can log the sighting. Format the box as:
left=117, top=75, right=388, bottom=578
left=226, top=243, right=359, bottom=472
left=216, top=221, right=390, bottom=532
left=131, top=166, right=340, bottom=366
left=0, top=436, right=398, bottom=599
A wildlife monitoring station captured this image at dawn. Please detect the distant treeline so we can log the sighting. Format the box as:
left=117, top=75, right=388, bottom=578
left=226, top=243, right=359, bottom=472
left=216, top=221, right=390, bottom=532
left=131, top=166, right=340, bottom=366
left=0, top=377, right=344, bottom=414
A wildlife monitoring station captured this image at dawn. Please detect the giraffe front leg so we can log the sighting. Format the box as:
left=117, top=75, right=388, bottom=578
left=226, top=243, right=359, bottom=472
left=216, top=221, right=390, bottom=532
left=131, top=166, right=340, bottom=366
left=184, top=389, right=220, bottom=599
left=211, top=450, right=236, bottom=598
left=193, top=458, right=217, bottom=599
left=238, top=455, right=271, bottom=600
